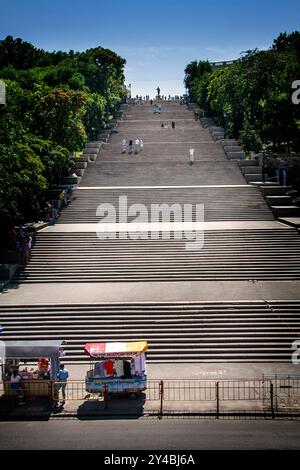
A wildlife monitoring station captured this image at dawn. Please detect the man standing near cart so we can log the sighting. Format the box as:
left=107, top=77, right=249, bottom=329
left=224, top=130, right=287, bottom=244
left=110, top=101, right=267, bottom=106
left=56, top=364, right=69, bottom=403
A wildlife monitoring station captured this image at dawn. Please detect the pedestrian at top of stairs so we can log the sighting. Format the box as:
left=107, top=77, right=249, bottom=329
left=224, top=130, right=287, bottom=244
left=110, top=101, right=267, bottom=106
left=121, top=138, right=127, bottom=153
left=134, top=138, right=140, bottom=154
left=189, top=147, right=195, bottom=166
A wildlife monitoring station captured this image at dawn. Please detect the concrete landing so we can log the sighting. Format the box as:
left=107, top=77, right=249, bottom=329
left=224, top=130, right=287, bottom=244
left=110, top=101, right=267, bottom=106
left=78, top=184, right=250, bottom=189
left=1, top=280, right=300, bottom=305
left=79, top=161, right=246, bottom=186
left=67, top=363, right=300, bottom=380
left=41, top=221, right=290, bottom=233
left=278, top=217, right=300, bottom=228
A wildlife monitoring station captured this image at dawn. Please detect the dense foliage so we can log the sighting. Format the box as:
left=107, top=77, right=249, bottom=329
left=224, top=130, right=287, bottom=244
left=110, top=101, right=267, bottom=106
left=0, top=36, right=127, bottom=228
left=184, top=32, right=300, bottom=155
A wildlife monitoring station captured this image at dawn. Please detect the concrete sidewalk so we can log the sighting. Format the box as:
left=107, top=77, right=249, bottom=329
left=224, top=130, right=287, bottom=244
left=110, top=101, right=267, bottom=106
left=2, top=280, right=300, bottom=304
left=66, top=362, right=300, bottom=381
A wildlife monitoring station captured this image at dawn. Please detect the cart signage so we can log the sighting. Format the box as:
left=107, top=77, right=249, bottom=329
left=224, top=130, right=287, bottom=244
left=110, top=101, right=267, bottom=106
left=85, top=341, right=148, bottom=358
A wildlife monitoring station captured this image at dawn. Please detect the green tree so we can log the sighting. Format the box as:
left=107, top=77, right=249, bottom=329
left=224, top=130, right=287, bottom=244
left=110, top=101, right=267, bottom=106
left=0, top=36, right=126, bottom=228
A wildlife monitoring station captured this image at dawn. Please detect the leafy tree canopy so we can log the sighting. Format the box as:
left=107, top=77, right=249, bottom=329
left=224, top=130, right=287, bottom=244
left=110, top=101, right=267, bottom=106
left=0, top=36, right=126, bottom=230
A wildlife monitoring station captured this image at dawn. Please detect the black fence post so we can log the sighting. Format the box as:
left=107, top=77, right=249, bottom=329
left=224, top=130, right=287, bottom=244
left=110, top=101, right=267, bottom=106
left=270, top=382, right=275, bottom=419
left=159, top=380, right=164, bottom=419
left=104, top=384, right=109, bottom=409
left=216, top=381, right=220, bottom=419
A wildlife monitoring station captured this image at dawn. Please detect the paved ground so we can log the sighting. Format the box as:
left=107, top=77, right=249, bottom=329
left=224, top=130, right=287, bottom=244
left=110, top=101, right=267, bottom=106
left=41, top=220, right=289, bottom=232
left=66, top=363, right=300, bottom=380
left=2, top=280, right=300, bottom=304
left=1, top=420, right=300, bottom=450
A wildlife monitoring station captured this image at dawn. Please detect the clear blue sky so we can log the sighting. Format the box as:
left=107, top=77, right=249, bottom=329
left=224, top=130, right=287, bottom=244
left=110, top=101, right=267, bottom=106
left=0, top=0, right=299, bottom=97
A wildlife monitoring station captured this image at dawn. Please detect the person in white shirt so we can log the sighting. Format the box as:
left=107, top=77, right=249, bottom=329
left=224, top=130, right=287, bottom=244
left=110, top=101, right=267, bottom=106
left=189, top=147, right=195, bottom=166
left=133, top=353, right=147, bottom=376
left=114, top=359, right=124, bottom=377
left=134, top=138, right=140, bottom=154
left=121, top=139, right=127, bottom=153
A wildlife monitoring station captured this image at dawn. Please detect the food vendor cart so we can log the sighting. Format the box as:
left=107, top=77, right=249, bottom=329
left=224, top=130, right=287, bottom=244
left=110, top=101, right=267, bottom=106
left=1, top=340, right=64, bottom=399
left=85, top=341, right=148, bottom=399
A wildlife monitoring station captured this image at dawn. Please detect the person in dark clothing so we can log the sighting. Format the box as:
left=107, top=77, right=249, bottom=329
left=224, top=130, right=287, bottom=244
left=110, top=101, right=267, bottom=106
left=278, top=158, right=288, bottom=186
left=172, top=121, right=175, bottom=129
left=122, top=359, right=132, bottom=379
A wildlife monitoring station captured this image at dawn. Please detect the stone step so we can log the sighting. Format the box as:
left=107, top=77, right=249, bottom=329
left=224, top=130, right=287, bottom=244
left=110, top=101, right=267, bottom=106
left=241, top=166, right=262, bottom=175
left=238, top=160, right=258, bottom=167
left=271, top=206, right=300, bottom=218
left=220, top=140, right=238, bottom=147
left=227, top=152, right=245, bottom=160
left=69, top=168, right=84, bottom=177
left=261, top=186, right=291, bottom=196
left=278, top=217, right=300, bottom=228
left=250, top=182, right=280, bottom=187
left=212, top=133, right=225, bottom=141
left=202, top=122, right=215, bottom=129
left=224, top=146, right=243, bottom=153
left=209, top=127, right=224, bottom=133
left=85, top=142, right=101, bottom=149
left=78, top=156, right=91, bottom=163
left=83, top=153, right=97, bottom=162
left=73, top=161, right=88, bottom=170
left=62, top=176, right=78, bottom=185
left=265, top=196, right=292, bottom=206
left=244, top=174, right=262, bottom=182
left=83, top=147, right=100, bottom=154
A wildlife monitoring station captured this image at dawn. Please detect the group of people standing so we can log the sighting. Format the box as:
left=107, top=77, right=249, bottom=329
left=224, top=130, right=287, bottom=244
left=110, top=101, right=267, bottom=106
left=121, top=138, right=144, bottom=154
left=43, top=201, right=59, bottom=225
left=8, top=226, right=33, bottom=266
left=161, top=121, right=175, bottom=129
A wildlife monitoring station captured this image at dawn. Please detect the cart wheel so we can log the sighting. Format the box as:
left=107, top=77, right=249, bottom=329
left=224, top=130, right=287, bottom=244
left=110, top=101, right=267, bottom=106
left=130, top=393, right=136, bottom=400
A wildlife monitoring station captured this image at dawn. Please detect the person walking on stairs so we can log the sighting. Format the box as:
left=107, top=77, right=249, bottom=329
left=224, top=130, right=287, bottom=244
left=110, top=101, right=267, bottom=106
left=121, top=138, right=127, bottom=153
left=278, top=157, right=288, bottom=186
left=134, top=138, right=140, bottom=154
left=189, top=147, right=195, bottom=166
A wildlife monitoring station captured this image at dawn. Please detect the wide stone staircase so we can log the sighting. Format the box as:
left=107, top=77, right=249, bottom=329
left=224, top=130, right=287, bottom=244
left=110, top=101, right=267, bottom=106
left=56, top=187, right=274, bottom=223
left=13, top=229, right=300, bottom=283
left=2, top=100, right=300, bottom=365
left=0, top=301, right=300, bottom=363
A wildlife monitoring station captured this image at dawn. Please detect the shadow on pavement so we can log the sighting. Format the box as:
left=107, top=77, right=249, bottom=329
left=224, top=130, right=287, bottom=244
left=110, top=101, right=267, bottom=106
left=76, top=393, right=147, bottom=419
left=0, top=396, right=52, bottom=421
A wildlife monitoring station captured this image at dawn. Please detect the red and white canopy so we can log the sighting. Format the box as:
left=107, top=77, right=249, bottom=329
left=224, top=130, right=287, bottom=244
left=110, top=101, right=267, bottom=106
left=85, top=341, right=148, bottom=358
